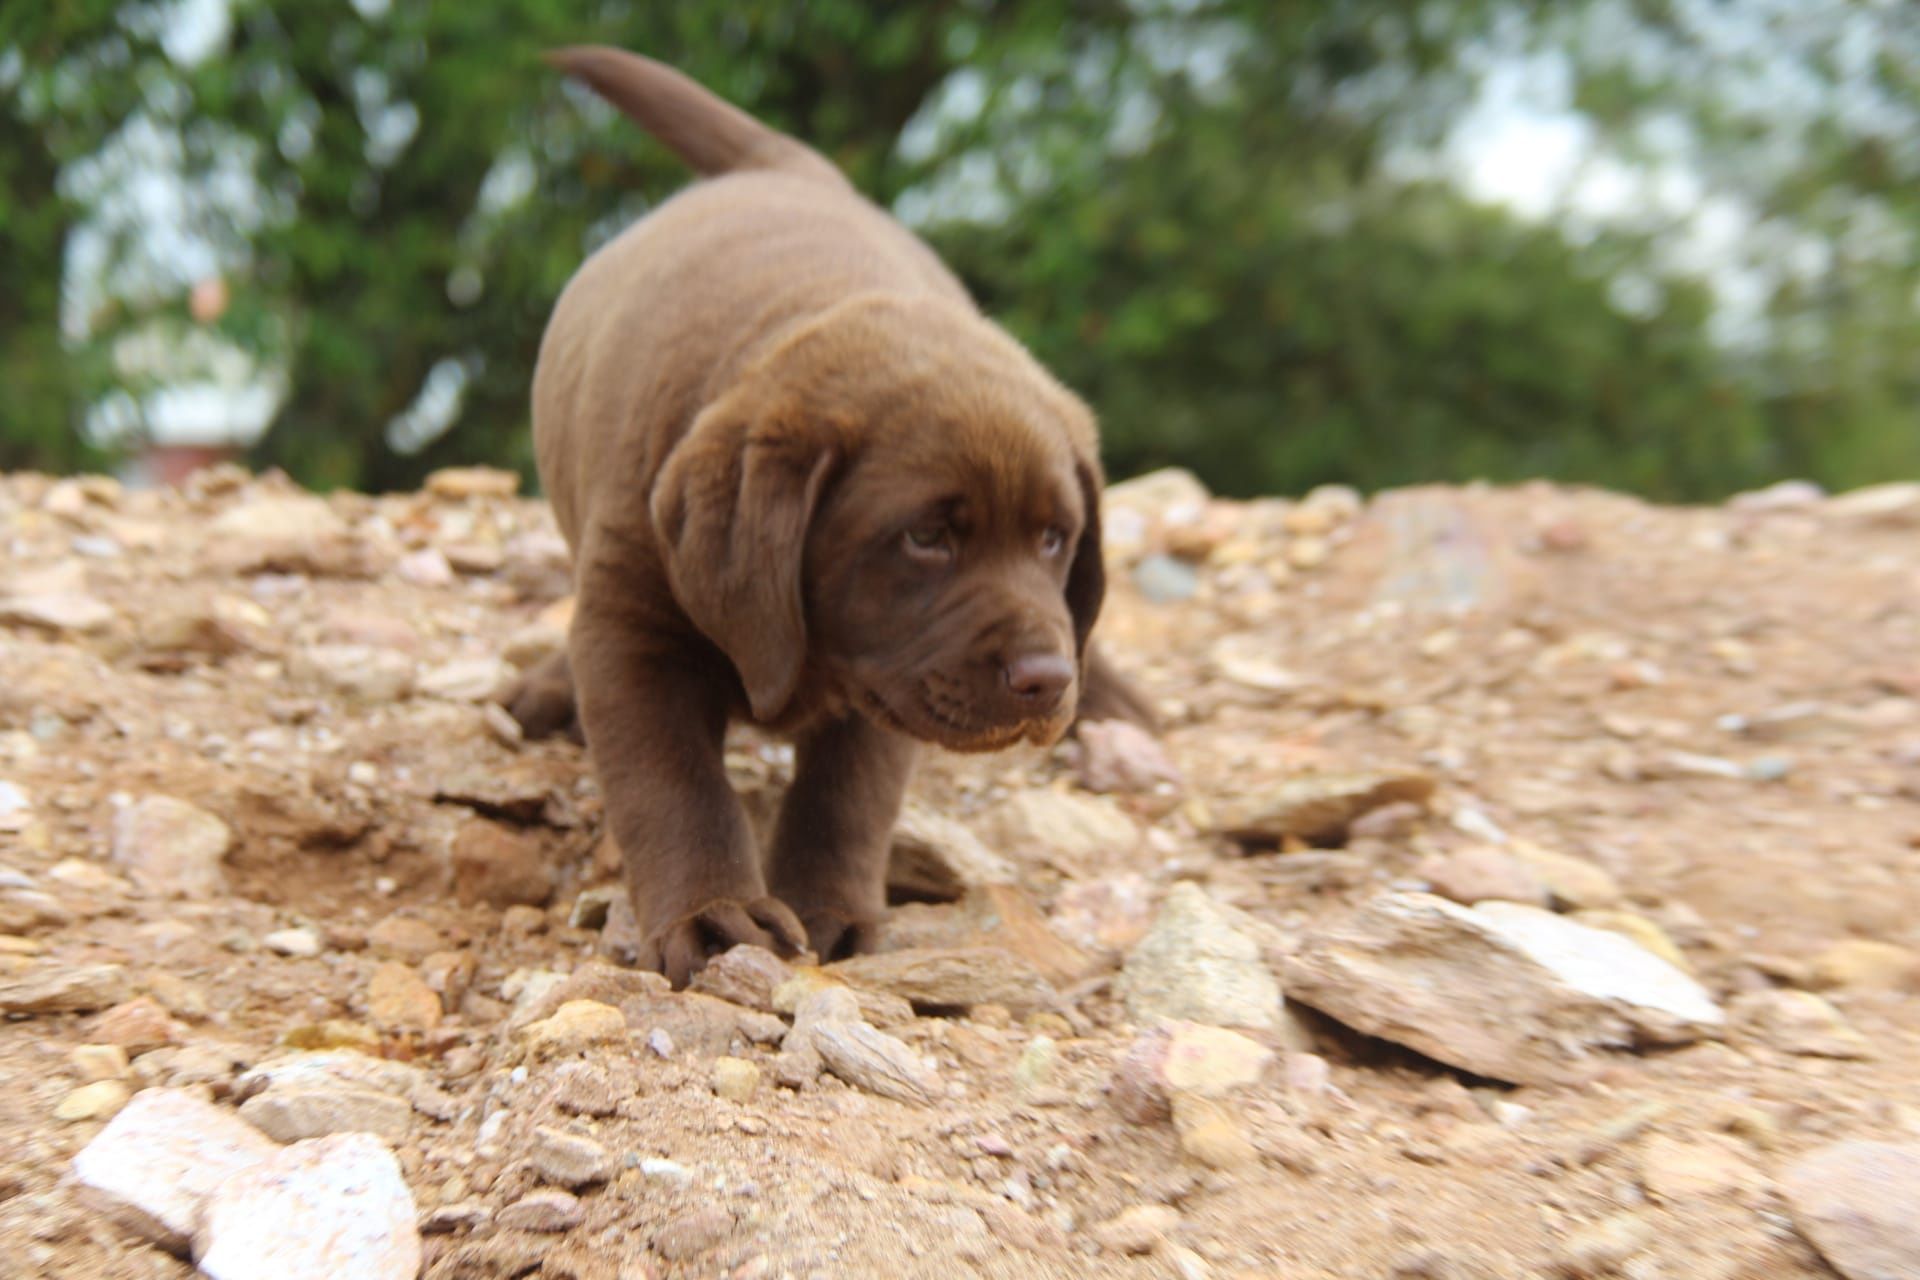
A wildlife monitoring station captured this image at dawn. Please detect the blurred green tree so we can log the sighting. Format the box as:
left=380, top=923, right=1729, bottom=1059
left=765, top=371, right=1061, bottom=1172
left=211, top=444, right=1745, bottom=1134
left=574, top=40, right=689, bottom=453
left=0, top=1, right=1913, bottom=497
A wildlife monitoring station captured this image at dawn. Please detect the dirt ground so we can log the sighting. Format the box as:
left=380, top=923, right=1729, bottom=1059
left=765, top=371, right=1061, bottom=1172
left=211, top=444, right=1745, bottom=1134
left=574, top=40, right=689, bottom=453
left=1, top=465, right=1916, bottom=1280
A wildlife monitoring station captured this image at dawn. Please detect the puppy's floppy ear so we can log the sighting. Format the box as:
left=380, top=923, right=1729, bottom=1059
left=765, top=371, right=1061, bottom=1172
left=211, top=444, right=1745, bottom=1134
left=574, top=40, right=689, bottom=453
left=1065, top=458, right=1107, bottom=657
left=650, top=391, right=835, bottom=721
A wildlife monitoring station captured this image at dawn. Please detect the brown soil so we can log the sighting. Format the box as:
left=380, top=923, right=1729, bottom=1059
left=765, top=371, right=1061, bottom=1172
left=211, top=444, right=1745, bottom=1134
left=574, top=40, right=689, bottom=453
left=1, top=468, right=1916, bottom=1280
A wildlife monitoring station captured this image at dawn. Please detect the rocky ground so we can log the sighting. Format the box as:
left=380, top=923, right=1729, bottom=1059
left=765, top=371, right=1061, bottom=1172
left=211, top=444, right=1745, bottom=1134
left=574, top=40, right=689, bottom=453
left=1, top=463, right=1918, bottom=1280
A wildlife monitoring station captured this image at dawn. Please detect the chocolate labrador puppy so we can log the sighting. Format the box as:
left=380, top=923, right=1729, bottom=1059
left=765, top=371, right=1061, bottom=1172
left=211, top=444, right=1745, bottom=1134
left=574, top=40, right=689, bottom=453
left=509, top=47, right=1150, bottom=985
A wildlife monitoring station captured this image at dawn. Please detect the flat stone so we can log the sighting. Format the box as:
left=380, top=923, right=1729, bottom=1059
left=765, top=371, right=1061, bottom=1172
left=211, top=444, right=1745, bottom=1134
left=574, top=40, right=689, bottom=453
left=771, top=970, right=915, bottom=1028
left=1810, top=940, right=1918, bottom=992
left=809, top=1018, right=941, bottom=1105
left=233, top=1050, right=428, bottom=1104
left=366, top=915, right=445, bottom=964
left=1510, top=842, right=1623, bottom=911
left=1730, top=989, right=1871, bottom=1059
left=989, top=790, right=1140, bottom=871
left=420, top=1201, right=491, bottom=1234
left=426, top=466, right=519, bottom=500
left=70, top=1043, right=131, bottom=1082
left=366, top=962, right=442, bottom=1031
left=239, top=1086, right=413, bottom=1143
left=56, top=1079, right=132, bottom=1122
left=1172, top=1092, right=1258, bottom=1169
left=829, top=946, right=1057, bottom=1014
left=874, top=884, right=1096, bottom=987
left=0, top=963, right=130, bottom=1014
left=545, top=1061, right=626, bottom=1117
left=1117, top=882, right=1284, bottom=1031
left=1091, top=1204, right=1180, bottom=1255
left=0, top=592, right=116, bottom=633
left=1420, top=845, right=1548, bottom=907
left=1555, top=1213, right=1656, bottom=1277
left=71, top=1087, right=279, bottom=1252
left=1639, top=1134, right=1767, bottom=1203
left=434, top=759, right=576, bottom=824
left=1162, top=1022, right=1275, bottom=1097
left=1783, top=1141, right=1920, bottom=1280
left=529, top=1125, right=616, bottom=1187
left=112, top=795, right=232, bottom=898
left=394, top=548, right=455, bottom=587
left=291, top=644, right=414, bottom=702
left=496, top=1188, right=582, bottom=1233
left=193, top=1133, right=420, bottom=1280
left=92, top=996, right=183, bottom=1053
left=417, top=657, right=514, bottom=703
left=886, top=804, right=1015, bottom=901
left=1074, top=717, right=1181, bottom=794
left=686, top=944, right=791, bottom=1012
left=654, top=1205, right=736, bottom=1261
left=1285, top=893, right=1722, bottom=1085
left=204, top=494, right=366, bottom=576
left=520, top=999, right=628, bottom=1059
left=1212, top=769, right=1436, bottom=846
left=1827, top=481, right=1920, bottom=526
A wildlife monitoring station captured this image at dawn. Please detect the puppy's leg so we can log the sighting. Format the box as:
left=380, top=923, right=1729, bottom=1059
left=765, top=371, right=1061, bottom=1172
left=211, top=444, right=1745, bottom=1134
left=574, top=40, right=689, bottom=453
left=1073, top=641, right=1160, bottom=733
left=766, top=714, right=918, bottom=962
left=501, top=650, right=584, bottom=743
left=571, top=606, right=807, bottom=986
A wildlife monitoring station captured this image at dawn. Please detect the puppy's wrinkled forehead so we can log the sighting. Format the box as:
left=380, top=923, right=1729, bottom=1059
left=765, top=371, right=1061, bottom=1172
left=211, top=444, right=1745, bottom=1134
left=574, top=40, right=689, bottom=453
left=863, top=411, right=1080, bottom=529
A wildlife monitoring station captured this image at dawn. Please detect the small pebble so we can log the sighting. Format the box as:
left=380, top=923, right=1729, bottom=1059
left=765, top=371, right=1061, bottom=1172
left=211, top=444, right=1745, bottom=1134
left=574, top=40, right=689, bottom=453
left=264, top=927, right=324, bottom=958
left=711, top=1056, right=761, bottom=1102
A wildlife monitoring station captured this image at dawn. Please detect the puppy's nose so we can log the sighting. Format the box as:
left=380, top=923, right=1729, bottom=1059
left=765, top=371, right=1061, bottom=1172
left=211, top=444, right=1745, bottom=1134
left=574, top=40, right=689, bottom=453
left=1003, top=652, right=1074, bottom=708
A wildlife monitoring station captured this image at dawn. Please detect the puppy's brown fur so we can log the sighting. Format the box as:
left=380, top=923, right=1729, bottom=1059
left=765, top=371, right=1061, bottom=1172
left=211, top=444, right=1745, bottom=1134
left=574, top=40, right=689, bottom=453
left=512, top=47, right=1143, bottom=984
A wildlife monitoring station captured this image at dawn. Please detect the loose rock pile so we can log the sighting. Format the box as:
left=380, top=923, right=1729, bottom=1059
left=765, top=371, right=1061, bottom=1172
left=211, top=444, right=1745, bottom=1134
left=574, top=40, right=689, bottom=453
left=1, top=464, right=1918, bottom=1278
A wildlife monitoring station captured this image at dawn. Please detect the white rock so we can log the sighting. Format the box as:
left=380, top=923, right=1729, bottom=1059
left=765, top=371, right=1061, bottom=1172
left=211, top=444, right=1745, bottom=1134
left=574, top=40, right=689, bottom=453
left=263, top=927, right=324, bottom=958
left=111, top=795, right=232, bottom=898
left=1285, top=893, right=1722, bottom=1085
left=238, top=1087, right=412, bottom=1144
left=193, top=1133, right=420, bottom=1280
left=70, top=1087, right=278, bottom=1252
left=1117, top=882, right=1284, bottom=1031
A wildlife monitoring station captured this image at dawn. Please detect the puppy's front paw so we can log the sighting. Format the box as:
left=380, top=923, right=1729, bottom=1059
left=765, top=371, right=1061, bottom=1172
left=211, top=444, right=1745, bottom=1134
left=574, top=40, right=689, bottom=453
left=644, top=896, right=809, bottom=987
left=791, top=906, right=882, bottom=965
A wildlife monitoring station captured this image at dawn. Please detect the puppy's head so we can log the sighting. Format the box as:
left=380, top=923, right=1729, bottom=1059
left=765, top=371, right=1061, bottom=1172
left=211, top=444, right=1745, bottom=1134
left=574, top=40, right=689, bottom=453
left=651, top=295, right=1104, bottom=750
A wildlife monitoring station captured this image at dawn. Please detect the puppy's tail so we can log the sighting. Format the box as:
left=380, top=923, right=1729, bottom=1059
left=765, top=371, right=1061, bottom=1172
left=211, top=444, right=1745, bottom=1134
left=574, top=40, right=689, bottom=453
left=545, top=46, right=848, bottom=188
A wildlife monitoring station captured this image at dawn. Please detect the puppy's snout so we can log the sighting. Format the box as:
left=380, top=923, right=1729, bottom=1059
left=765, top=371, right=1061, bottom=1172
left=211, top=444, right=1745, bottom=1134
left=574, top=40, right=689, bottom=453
left=1002, top=651, right=1074, bottom=711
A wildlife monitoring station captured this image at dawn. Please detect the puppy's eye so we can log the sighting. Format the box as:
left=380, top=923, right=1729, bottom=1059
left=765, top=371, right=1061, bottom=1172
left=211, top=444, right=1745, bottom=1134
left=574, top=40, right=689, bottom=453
left=1040, top=526, right=1068, bottom=557
left=902, top=524, right=953, bottom=563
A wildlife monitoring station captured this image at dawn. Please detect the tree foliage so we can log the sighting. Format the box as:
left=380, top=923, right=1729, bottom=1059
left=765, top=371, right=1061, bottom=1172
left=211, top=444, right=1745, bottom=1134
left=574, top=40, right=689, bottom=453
left=1, top=1, right=1915, bottom=498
